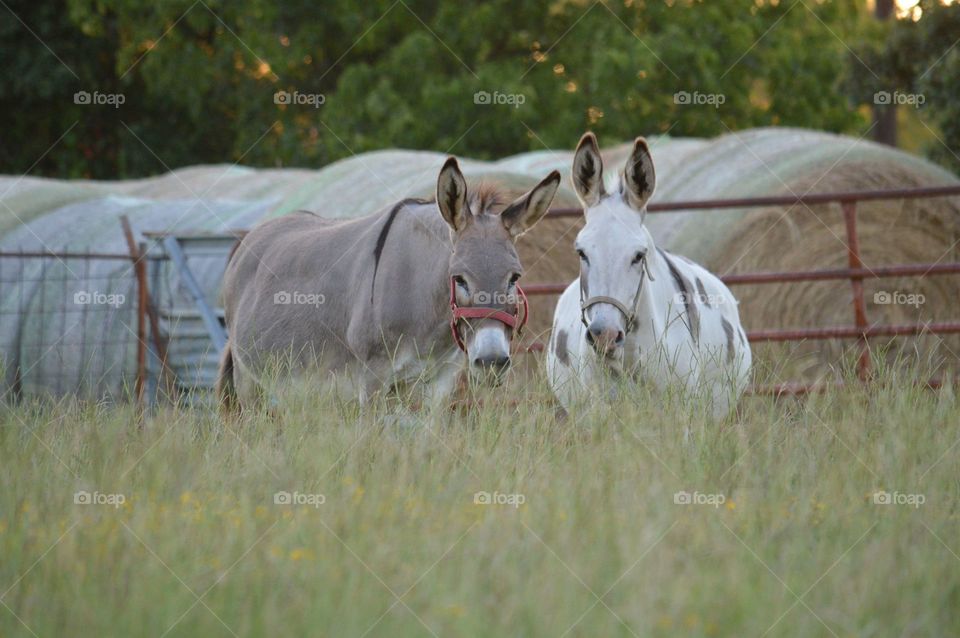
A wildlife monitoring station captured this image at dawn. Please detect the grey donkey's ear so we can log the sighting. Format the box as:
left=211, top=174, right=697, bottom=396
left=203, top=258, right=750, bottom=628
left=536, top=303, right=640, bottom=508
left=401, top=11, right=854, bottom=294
left=501, top=170, right=561, bottom=238
left=571, top=132, right=604, bottom=207
left=437, top=157, right=469, bottom=232
left=622, top=137, right=655, bottom=212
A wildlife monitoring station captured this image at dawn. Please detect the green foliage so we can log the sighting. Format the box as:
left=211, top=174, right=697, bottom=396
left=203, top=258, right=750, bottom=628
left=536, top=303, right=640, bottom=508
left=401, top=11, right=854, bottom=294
left=845, top=0, right=960, bottom=172
left=0, top=0, right=908, bottom=179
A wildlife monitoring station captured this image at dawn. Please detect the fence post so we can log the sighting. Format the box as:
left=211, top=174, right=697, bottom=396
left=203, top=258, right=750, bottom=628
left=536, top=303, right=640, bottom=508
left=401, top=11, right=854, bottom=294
left=841, top=200, right=871, bottom=381
left=120, top=216, right=147, bottom=408
left=136, top=242, right=148, bottom=402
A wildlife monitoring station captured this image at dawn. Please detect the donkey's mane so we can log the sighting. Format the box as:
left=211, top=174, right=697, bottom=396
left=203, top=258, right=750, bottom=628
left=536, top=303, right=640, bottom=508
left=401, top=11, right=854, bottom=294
left=393, top=183, right=512, bottom=216
left=468, top=183, right=507, bottom=215
left=400, top=183, right=507, bottom=214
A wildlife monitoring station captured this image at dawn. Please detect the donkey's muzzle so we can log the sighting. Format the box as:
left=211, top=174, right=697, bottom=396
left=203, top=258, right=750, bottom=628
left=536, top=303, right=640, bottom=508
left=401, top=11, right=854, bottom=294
left=472, top=353, right=511, bottom=374
left=586, top=323, right=624, bottom=357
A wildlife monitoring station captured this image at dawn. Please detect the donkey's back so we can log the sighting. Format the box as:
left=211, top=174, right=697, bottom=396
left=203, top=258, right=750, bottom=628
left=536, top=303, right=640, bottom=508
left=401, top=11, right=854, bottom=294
left=219, top=209, right=402, bottom=408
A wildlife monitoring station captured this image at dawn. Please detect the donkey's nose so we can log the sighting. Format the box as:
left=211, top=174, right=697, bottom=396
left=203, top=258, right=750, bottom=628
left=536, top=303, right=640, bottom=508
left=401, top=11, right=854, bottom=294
left=472, top=354, right=511, bottom=371
left=586, top=324, right=624, bottom=354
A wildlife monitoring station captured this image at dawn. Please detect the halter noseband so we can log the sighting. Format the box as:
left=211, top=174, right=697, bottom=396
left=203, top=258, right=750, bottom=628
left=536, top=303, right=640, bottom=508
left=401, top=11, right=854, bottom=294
left=449, top=277, right=529, bottom=352
left=580, top=255, right=655, bottom=333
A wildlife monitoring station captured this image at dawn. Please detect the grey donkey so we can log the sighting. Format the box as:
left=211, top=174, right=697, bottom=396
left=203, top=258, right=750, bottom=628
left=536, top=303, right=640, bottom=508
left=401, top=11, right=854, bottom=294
left=217, top=158, right=561, bottom=413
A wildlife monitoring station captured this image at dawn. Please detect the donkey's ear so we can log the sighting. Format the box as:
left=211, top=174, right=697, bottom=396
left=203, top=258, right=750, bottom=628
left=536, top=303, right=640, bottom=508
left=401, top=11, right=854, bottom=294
left=501, top=170, right=561, bottom=238
left=622, top=137, right=656, bottom=212
left=571, top=132, right=604, bottom=207
left=437, top=157, right=469, bottom=232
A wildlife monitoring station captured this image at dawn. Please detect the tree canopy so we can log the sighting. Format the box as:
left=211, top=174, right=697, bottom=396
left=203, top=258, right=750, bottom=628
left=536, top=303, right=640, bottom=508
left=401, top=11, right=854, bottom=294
left=0, top=0, right=956, bottom=179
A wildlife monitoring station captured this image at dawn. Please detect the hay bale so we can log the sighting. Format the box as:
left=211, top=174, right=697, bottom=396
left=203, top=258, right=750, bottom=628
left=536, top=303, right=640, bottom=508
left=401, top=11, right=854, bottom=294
left=2, top=127, right=957, bottom=396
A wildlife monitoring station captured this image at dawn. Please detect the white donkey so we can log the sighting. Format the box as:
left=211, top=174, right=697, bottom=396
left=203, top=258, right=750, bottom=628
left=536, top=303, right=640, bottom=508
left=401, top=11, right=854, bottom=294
left=546, top=133, right=751, bottom=417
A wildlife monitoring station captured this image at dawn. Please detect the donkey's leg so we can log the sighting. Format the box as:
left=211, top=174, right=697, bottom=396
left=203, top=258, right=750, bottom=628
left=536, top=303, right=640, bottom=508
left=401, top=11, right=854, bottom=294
left=422, top=355, right=464, bottom=410
left=351, top=357, right=394, bottom=406
left=237, top=368, right=269, bottom=414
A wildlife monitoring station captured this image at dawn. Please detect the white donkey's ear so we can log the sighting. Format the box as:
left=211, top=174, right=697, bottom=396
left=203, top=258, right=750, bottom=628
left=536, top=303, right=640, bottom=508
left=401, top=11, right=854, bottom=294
left=437, top=157, right=469, bottom=232
left=571, top=132, right=604, bottom=207
left=501, top=170, right=561, bottom=238
left=622, top=137, right=656, bottom=212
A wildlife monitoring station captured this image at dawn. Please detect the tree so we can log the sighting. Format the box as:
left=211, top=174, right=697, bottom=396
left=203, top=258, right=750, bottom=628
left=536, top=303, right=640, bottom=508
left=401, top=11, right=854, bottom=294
left=846, top=0, right=960, bottom=173
left=1, top=0, right=877, bottom=179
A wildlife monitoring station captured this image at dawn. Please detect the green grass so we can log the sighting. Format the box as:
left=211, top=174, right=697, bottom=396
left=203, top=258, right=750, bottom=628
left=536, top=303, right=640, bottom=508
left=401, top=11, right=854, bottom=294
left=1, top=363, right=959, bottom=637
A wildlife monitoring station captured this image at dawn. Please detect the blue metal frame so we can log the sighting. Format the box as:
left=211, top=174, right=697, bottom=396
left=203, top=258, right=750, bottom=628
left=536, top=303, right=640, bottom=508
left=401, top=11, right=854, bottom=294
left=162, top=235, right=228, bottom=352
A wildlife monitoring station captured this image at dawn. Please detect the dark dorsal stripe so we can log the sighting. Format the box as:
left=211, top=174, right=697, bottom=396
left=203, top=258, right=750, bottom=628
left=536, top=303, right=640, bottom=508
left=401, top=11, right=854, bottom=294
left=658, top=248, right=700, bottom=344
left=371, top=198, right=430, bottom=303
left=553, top=329, right=569, bottom=365
left=721, top=317, right=735, bottom=365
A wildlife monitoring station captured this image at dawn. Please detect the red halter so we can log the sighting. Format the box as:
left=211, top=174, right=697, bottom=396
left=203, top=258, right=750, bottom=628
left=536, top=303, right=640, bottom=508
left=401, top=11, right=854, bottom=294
left=449, top=277, right=529, bottom=352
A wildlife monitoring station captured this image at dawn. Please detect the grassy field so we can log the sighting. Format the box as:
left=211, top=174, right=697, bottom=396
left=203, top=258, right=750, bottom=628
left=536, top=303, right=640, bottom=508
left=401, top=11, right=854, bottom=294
left=1, top=361, right=959, bottom=637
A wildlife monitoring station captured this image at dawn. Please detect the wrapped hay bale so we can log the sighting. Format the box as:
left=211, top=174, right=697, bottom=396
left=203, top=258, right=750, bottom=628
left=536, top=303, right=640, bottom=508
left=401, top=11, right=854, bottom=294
left=2, top=127, right=957, bottom=397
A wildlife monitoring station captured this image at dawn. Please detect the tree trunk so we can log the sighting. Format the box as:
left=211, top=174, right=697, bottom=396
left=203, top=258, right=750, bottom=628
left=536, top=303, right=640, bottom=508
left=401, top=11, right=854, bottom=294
left=872, top=0, right=897, bottom=147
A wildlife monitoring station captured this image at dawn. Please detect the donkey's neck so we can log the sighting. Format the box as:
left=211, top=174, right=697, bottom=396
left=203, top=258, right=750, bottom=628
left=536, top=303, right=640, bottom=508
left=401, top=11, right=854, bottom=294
left=370, top=202, right=456, bottom=347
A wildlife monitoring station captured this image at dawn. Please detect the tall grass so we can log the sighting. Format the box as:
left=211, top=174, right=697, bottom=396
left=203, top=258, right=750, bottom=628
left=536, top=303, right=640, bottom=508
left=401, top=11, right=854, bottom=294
left=1, top=362, right=958, bottom=637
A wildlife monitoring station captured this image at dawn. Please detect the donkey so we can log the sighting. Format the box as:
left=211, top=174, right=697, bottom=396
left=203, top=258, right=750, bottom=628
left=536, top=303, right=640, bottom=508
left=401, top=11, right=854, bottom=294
left=546, top=133, right=751, bottom=418
left=217, top=158, right=560, bottom=411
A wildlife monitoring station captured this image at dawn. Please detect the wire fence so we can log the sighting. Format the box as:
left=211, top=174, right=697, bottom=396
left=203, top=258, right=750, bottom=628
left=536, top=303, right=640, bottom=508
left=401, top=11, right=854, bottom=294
left=1, top=185, right=958, bottom=404
left=0, top=250, right=166, bottom=402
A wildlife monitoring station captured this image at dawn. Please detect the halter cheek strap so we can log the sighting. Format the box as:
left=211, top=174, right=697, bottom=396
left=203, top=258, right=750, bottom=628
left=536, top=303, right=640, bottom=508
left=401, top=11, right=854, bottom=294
left=449, top=277, right=529, bottom=352
left=580, top=255, right=655, bottom=334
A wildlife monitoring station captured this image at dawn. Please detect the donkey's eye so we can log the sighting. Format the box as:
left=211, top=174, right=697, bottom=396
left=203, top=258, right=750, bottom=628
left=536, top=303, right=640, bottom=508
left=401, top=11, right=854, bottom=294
left=453, top=275, right=469, bottom=291
left=508, top=273, right=521, bottom=286
left=577, top=249, right=589, bottom=265
left=631, top=251, right=647, bottom=265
